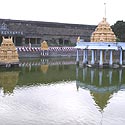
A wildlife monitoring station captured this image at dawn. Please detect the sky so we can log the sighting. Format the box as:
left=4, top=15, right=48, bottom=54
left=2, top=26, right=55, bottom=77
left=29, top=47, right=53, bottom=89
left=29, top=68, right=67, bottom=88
left=0, top=0, right=125, bottom=25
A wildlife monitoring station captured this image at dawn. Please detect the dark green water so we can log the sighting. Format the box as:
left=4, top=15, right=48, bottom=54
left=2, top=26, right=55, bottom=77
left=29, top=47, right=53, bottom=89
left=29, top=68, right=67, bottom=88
left=0, top=58, right=125, bottom=125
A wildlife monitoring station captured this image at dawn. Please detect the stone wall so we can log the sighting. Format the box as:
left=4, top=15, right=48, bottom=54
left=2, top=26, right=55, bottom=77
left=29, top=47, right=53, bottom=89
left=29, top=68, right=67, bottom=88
left=0, top=19, right=96, bottom=45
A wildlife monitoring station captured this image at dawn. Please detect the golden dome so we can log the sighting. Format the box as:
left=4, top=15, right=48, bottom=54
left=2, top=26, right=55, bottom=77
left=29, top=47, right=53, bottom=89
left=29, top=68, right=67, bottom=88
left=91, top=18, right=116, bottom=42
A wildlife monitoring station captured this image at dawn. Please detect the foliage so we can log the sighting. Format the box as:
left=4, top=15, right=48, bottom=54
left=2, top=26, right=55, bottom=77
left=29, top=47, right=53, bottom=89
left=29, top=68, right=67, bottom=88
left=111, top=21, right=125, bottom=42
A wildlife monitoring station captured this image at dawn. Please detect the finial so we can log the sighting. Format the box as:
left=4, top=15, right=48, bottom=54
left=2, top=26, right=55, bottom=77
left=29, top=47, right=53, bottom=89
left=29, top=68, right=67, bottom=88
left=104, top=3, right=106, bottom=19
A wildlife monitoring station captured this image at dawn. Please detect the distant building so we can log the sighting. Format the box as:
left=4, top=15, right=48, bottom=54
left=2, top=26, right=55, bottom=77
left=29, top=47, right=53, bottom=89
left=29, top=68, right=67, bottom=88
left=0, top=19, right=96, bottom=46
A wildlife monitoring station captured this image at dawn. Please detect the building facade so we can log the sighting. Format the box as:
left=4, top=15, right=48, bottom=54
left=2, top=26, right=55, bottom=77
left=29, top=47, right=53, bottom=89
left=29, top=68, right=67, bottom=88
left=0, top=19, right=96, bottom=47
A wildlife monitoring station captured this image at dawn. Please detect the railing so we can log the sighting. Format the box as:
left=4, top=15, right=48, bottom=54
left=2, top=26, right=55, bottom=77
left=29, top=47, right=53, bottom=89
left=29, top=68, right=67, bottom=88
left=16, top=46, right=76, bottom=52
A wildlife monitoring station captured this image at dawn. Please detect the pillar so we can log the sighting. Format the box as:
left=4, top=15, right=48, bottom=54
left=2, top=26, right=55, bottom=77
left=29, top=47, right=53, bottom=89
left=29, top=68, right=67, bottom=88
left=109, top=70, right=112, bottom=84
left=95, top=50, right=97, bottom=62
left=119, top=69, right=122, bottom=83
left=99, top=71, right=103, bottom=86
left=43, top=50, right=44, bottom=56
left=85, top=50, right=88, bottom=64
left=76, top=66, right=79, bottom=80
left=91, top=50, right=95, bottom=65
left=83, top=68, right=87, bottom=81
left=29, top=38, right=30, bottom=43
left=83, top=50, right=86, bottom=64
left=76, top=49, right=79, bottom=65
left=46, top=50, right=49, bottom=56
left=122, top=51, right=124, bottom=62
left=109, top=50, right=113, bottom=66
left=35, top=38, right=37, bottom=44
left=76, top=66, right=79, bottom=90
left=120, top=49, right=123, bottom=65
left=91, top=69, right=94, bottom=83
left=104, top=50, right=107, bottom=62
left=22, top=38, right=25, bottom=46
left=63, top=39, right=64, bottom=46
left=99, top=50, right=103, bottom=67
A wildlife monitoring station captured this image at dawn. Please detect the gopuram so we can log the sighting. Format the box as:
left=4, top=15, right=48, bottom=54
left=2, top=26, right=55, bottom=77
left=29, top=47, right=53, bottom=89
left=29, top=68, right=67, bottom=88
left=0, top=37, right=19, bottom=67
left=90, top=18, right=116, bottom=42
left=75, top=18, right=125, bottom=68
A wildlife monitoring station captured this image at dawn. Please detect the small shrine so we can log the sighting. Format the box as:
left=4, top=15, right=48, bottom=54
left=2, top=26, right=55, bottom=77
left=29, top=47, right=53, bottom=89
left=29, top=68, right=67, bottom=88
left=41, top=40, right=48, bottom=50
left=41, top=40, right=49, bottom=56
left=0, top=37, right=19, bottom=67
left=75, top=17, right=125, bottom=68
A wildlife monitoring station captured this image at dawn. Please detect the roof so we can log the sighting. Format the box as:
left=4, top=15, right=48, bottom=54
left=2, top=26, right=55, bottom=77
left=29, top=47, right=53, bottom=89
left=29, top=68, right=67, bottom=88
left=75, top=41, right=125, bottom=50
left=87, top=46, right=118, bottom=50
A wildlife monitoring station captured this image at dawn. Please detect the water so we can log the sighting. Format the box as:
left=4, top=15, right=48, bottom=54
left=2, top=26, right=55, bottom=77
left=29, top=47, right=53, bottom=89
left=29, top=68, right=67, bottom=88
left=0, top=58, right=125, bottom=125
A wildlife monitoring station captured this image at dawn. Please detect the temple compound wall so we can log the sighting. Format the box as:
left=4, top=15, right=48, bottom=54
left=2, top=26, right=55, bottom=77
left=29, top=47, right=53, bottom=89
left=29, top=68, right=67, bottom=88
left=0, top=19, right=96, bottom=47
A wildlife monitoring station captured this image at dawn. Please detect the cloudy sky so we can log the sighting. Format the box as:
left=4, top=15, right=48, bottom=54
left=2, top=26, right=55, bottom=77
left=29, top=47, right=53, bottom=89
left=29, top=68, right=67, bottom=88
left=0, top=0, right=124, bottom=25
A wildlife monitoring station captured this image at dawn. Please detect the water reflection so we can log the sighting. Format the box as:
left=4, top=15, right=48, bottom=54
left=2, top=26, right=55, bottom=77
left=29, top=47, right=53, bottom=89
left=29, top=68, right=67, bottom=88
left=40, top=65, right=49, bottom=74
left=76, top=66, right=125, bottom=112
left=0, top=71, right=19, bottom=95
left=0, top=58, right=125, bottom=125
left=0, top=58, right=76, bottom=95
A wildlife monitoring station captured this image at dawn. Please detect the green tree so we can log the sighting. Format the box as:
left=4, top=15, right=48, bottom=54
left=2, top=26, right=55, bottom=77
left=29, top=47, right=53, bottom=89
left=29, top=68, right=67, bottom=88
left=111, top=21, right=125, bottom=42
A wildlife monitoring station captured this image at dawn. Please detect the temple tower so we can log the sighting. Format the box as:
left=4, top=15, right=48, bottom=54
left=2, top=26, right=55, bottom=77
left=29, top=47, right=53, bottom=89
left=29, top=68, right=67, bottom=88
left=0, top=37, right=19, bottom=65
left=90, top=18, right=116, bottom=42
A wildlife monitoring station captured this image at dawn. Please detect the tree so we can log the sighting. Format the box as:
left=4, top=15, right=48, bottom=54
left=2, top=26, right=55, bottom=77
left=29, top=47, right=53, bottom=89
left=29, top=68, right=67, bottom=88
left=111, top=21, right=125, bottom=42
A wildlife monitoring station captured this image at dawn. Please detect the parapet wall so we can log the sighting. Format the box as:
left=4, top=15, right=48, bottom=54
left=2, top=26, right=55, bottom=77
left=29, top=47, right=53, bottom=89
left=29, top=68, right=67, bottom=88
left=17, top=47, right=79, bottom=58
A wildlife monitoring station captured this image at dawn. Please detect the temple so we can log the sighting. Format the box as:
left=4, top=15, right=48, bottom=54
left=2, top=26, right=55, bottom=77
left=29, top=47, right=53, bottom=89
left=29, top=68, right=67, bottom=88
left=75, top=18, right=125, bottom=67
left=0, top=37, right=19, bottom=67
left=75, top=66, right=125, bottom=112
